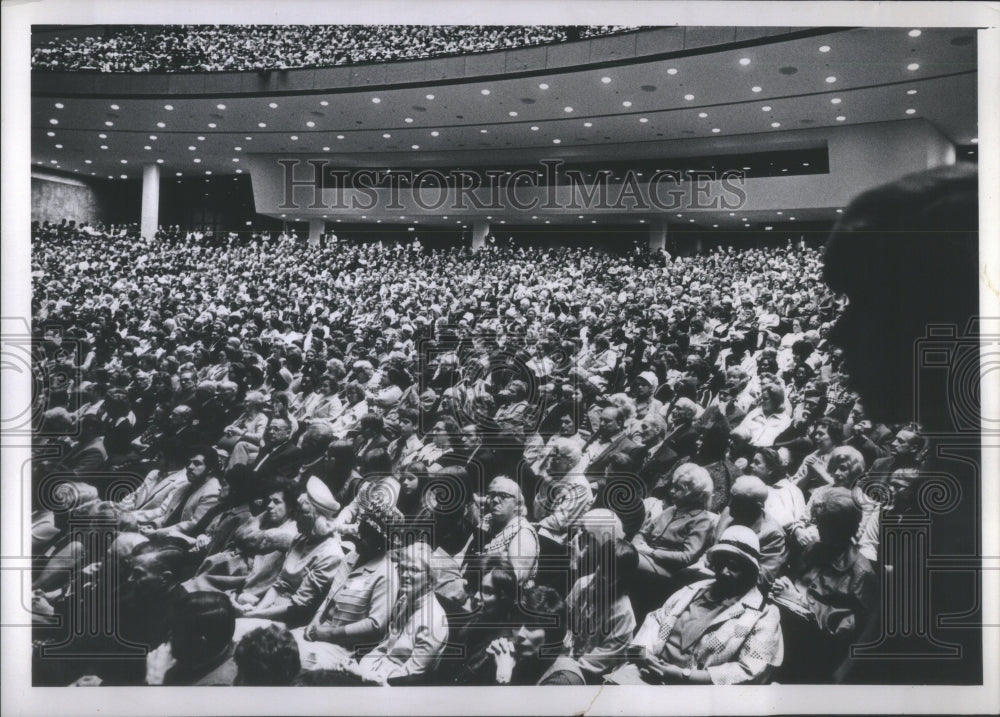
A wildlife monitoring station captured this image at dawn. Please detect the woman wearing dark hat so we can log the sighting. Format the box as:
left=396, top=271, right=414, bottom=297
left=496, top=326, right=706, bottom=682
left=296, top=505, right=399, bottom=671
left=608, top=525, right=783, bottom=685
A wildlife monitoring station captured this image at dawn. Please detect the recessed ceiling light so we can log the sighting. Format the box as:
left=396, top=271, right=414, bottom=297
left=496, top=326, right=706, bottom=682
left=156, top=158, right=164, bottom=164
left=751, top=86, right=762, bottom=93
left=531, top=126, right=539, bottom=131
left=480, top=129, right=488, bottom=134
left=777, top=211, right=783, bottom=215
left=84, top=159, right=92, bottom=164
left=909, top=29, right=922, bottom=38
left=372, top=97, right=381, bottom=104
left=508, top=111, right=518, bottom=117
left=831, top=98, right=842, bottom=104
left=825, top=76, right=837, bottom=83
left=104, top=121, right=114, bottom=127
left=553, top=139, right=561, bottom=144
left=176, top=172, right=183, bottom=176
left=698, top=112, right=708, bottom=118
left=54, top=102, right=64, bottom=109
left=622, top=101, right=633, bottom=108
left=337, top=134, right=345, bottom=139
left=712, top=128, right=721, bottom=133
left=383, top=133, right=391, bottom=138
left=120, top=159, right=127, bottom=164
left=971, top=138, right=978, bottom=144
left=771, top=122, right=781, bottom=128
left=236, top=168, right=243, bottom=174
left=306, top=121, right=316, bottom=127
left=640, top=117, right=649, bottom=123
left=739, top=58, right=751, bottom=66
left=481, top=89, right=491, bottom=96
left=538, top=83, right=549, bottom=90
left=100, top=145, right=108, bottom=150
left=411, top=144, right=420, bottom=150
left=322, top=146, right=330, bottom=151
left=836, top=115, right=846, bottom=121
left=157, top=122, right=166, bottom=128
left=905, top=62, right=923, bottom=73
left=55, top=144, right=63, bottom=149
left=46, top=131, right=55, bottom=137
left=430, top=131, right=439, bottom=137
left=258, top=122, right=267, bottom=128
left=208, top=122, right=217, bottom=128
left=789, top=217, right=796, bottom=221
left=667, top=68, right=678, bottom=75
left=110, top=103, right=120, bottom=110
left=684, top=94, right=695, bottom=101
left=119, top=174, right=127, bottom=179
left=906, top=89, right=918, bottom=95
left=564, top=107, right=573, bottom=113
left=601, top=77, right=612, bottom=84
left=905, top=108, right=916, bottom=114
left=193, top=158, right=201, bottom=163
left=761, top=106, right=772, bottom=112
left=689, top=219, right=695, bottom=223
left=197, top=136, right=205, bottom=141
left=143, top=145, right=151, bottom=150
left=188, top=145, right=196, bottom=151
left=819, top=45, right=831, bottom=53
left=245, top=136, right=252, bottom=141
left=425, top=94, right=435, bottom=100
left=99, top=133, right=107, bottom=139
left=836, top=208, right=844, bottom=213
left=290, top=135, right=298, bottom=140
left=583, top=122, right=593, bottom=127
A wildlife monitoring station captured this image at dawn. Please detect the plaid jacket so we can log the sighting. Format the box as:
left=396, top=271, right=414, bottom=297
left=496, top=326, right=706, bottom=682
left=631, top=579, right=783, bottom=685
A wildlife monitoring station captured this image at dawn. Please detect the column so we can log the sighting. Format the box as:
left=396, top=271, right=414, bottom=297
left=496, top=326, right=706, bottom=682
left=308, top=218, right=325, bottom=247
left=471, top=219, right=490, bottom=251
left=648, top=220, right=667, bottom=251
left=140, top=163, right=160, bottom=241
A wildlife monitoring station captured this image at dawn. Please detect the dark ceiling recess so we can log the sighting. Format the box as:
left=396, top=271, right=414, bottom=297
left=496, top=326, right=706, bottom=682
left=317, top=145, right=831, bottom=187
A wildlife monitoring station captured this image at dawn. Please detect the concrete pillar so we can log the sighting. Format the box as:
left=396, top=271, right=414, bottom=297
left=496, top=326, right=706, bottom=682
left=471, top=219, right=490, bottom=251
left=648, top=220, right=667, bottom=251
left=308, top=218, right=325, bottom=247
left=140, top=163, right=160, bottom=241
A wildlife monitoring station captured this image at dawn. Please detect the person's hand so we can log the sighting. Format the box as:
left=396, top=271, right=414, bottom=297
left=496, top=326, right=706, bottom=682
left=145, top=642, right=176, bottom=685
left=488, top=637, right=516, bottom=684
left=304, top=623, right=337, bottom=642
left=638, top=654, right=672, bottom=683
left=193, top=534, right=211, bottom=551
left=771, top=576, right=805, bottom=604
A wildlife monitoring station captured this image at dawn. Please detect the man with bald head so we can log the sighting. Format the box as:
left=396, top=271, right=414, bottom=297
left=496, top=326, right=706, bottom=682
left=706, top=475, right=787, bottom=590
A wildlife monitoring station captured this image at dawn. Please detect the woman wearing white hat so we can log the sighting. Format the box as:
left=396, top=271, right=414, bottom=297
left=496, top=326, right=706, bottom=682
left=608, top=525, right=783, bottom=685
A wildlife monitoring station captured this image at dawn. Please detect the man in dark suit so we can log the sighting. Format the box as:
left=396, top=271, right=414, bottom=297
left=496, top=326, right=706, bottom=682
left=581, top=406, right=645, bottom=491
left=866, top=427, right=924, bottom=481
left=635, top=412, right=680, bottom=496
left=249, top=417, right=303, bottom=482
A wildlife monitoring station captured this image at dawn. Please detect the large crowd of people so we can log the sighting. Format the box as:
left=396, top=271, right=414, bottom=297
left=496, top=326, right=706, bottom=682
left=31, top=25, right=637, bottom=73
left=28, top=201, right=937, bottom=687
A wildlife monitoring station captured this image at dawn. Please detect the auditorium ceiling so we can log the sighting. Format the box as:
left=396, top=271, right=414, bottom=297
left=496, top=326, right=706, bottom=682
left=31, top=26, right=978, bottom=228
